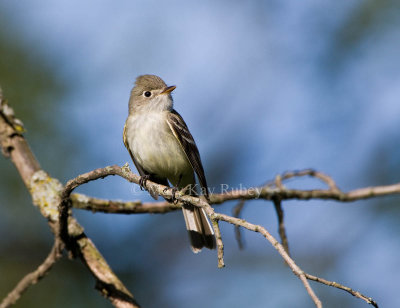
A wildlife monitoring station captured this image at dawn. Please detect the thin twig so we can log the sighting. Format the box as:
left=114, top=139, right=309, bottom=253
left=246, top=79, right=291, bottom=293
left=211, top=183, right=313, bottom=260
left=272, top=197, right=290, bottom=256
left=305, top=273, right=379, bottom=308
left=214, top=212, right=322, bottom=308
left=211, top=217, right=225, bottom=268
left=281, top=169, right=340, bottom=191
left=264, top=169, right=340, bottom=191
left=232, top=199, right=246, bottom=250
left=0, top=239, right=63, bottom=308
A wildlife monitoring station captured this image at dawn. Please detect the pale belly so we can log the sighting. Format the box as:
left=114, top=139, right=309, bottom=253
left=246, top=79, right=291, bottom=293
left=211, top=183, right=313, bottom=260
left=125, top=112, right=193, bottom=185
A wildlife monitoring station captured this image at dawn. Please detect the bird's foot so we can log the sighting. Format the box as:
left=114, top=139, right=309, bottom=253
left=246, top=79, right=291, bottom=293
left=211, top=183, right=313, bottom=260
left=139, top=175, right=150, bottom=190
left=163, top=186, right=179, bottom=204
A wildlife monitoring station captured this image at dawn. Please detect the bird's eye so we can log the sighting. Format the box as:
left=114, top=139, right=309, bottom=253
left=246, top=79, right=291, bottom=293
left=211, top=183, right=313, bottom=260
left=144, top=91, right=151, bottom=97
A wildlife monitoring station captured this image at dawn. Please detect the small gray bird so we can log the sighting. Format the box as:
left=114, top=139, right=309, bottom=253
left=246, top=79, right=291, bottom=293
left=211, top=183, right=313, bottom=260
left=123, top=75, right=216, bottom=252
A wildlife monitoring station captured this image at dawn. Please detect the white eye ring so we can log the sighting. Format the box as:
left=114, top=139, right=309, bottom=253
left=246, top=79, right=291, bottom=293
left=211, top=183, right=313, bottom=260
left=143, top=91, right=152, bottom=97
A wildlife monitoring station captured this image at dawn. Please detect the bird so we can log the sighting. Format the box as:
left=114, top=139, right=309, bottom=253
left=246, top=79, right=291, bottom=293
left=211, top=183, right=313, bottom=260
left=123, top=74, right=216, bottom=253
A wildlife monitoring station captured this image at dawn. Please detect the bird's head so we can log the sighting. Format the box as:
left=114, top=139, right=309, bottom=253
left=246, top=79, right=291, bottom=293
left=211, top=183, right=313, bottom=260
left=129, top=75, right=176, bottom=113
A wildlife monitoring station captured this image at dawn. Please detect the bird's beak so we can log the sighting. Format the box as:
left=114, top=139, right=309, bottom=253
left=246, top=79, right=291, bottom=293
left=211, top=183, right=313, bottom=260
left=160, top=85, right=176, bottom=95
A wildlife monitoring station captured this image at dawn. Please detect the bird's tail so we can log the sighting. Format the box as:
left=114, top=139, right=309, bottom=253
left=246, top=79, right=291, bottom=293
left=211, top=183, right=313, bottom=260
left=182, top=203, right=216, bottom=253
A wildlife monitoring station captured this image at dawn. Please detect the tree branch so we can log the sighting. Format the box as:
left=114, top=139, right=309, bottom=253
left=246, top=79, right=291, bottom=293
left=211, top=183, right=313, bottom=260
left=0, top=89, right=40, bottom=187
left=66, top=165, right=381, bottom=307
left=71, top=193, right=176, bottom=213
left=69, top=171, right=400, bottom=216
left=211, top=181, right=400, bottom=204
left=0, top=94, right=140, bottom=308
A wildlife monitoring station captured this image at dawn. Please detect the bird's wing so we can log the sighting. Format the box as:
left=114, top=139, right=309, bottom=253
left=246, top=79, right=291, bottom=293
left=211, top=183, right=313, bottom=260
left=166, top=109, right=209, bottom=199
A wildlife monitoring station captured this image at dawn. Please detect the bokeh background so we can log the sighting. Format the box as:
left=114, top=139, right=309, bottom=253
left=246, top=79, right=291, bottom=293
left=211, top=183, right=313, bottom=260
left=1, top=1, right=400, bottom=307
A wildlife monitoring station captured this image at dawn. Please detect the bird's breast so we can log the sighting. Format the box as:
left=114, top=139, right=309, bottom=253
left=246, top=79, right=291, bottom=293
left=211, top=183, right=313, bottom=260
left=125, top=112, right=192, bottom=183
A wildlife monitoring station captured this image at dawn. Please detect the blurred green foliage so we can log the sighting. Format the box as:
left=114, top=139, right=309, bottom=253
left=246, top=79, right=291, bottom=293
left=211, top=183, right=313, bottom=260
left=0, top=11, right=107, bottom=308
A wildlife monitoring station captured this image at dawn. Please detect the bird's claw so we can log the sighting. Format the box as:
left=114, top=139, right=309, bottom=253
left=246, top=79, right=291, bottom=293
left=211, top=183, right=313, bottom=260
left=139, top=175, right=150, bottom=190
left=164, top=187, right=179, bottom=204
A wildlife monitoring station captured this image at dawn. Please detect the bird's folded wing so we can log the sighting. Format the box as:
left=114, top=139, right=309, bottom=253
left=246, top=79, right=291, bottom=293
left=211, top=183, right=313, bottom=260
left=166, top=110, right=209, bottom=199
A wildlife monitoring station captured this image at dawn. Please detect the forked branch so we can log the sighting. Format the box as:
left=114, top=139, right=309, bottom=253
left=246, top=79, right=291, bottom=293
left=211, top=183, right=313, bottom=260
left=61, top=164, right=381, bottom=308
